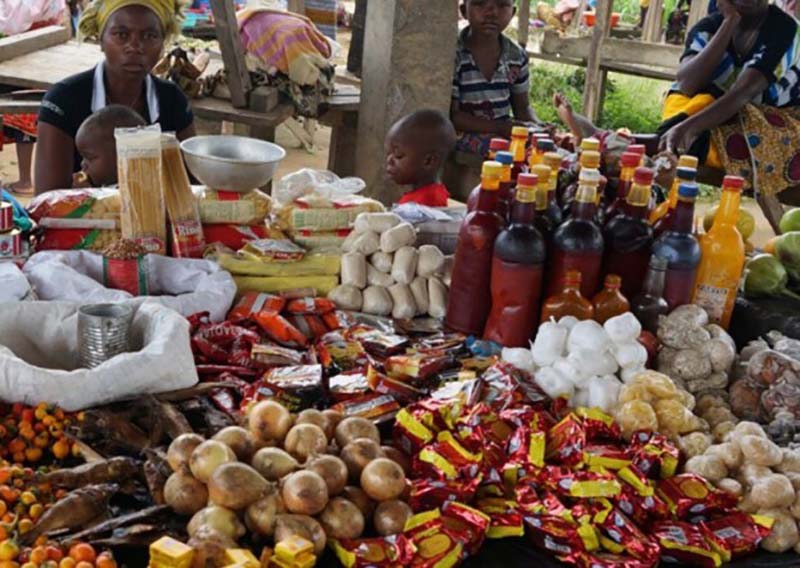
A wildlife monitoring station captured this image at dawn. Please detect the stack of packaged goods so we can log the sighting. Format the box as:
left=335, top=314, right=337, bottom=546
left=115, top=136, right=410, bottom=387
left=195, top=188, right=274, bottom=250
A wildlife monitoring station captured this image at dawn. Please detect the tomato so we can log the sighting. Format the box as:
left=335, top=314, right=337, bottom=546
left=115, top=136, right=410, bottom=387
left=29, top=547, right=48, bottom=564
left=95, top=553, right=116, bottom=568
left=67, top=545, right=95, bottom=564
left=44, top=547, right=62, bottom=563
left=57, top=560, right=75, bottom=568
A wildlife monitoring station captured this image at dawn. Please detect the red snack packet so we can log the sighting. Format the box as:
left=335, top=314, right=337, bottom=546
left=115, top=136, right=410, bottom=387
left=408, top=478, right=481, bottom=512
left=317, top=331, right=369, bottom=374
left=576, top=407, right=622, bottom=442
left=614, top=483, right=670, bottom=528
left=594, top=508, right=660, bottom=564
left=393, top=407, right=436, bottom=455
left=253, top=311, right=307, bottom=347
left=415, top=431, right=483, bottom=480
left=507, top=426, right=546, bottom=469
left=476, top=497, right=524, bottom=538
left=629, top=431, right=680, bottom=479
left=287, top=314, right=328, bottom=340
left=652, top=521, right=723, bottom=567
left=251, top=343, right=306, bottom=367
left=285, top=297, right=336, bottom=315
left=367, top=366, right=426, bottom=405
left=403, top=510, right=466, bottom=568
left=203, top=223, right=269, bottom=250
left=546, top=414, right=586, bottom=467
left=331, top=535, right=415, bottom=568
left=701, top=512, right=774, bottom=561
left=499, top=406, right=555, bottom=430
left=657, top=474, right=738, bottom=520
left=330, top=393, right=400, bottom=421
left=323, top=310, right=352, bottom=331
left=329, top=371, right=370, bottom=402
left=584, top=444, right=633, bottom=471
left=524, top=514, right=599, bottom=559
left=385, top=353, right=454, bottom=383
left=345, top=325, right=410, bottom=358
left=542, top=466, right=622, bottom=499
left=440, top=501, right=490, bottom=556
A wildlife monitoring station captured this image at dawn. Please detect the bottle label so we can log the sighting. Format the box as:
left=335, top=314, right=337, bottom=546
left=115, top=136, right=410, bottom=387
left=694, top=283, right=734, bottom=324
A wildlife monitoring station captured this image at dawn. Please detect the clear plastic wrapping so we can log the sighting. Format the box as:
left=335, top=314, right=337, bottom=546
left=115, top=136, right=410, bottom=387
left=161, top=133, right=205, bottom=258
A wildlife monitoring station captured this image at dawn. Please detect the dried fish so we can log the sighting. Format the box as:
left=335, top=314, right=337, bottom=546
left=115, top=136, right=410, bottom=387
left=24, top=484, right=118, bottom=544
left=62, top=505, right=170, bottom=542
left=40, top=458, right=140, bottom=489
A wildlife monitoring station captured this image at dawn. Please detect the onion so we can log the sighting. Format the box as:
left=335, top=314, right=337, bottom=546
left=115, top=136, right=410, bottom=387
left=360, top=458, right=406, bottom=502
left=245, top=492, right=283, bottom=537
left=187, top=527, right=237, bottom=568
left=295, top=409, right=331, bottom=440
left=322, top=410, right=344, bottom=440
left=189, top=440, right=236, bottom=484
left=275, top=514, right=327, bottom=556
left=251, top=447, right=299, bottom=481
left=335, top=417, right=380, bottom=447
left=381, top=446, right=412, bottom=476
left=163, top=470, right=207, bottom=516
left=341, top=486, right=376, bottom=520
left=249, top=400, right=293, bottom=443
left=208, top=463, right=270, bottom=510
left=212, top=426, right=256, bottom=462
left=340, top=438, right=383, bottom=480
left=188, top=505, right=246, bottom=540
left=167, top=433, right=204, bottom=472
left=306, top=455, right=348, bottom=496
left=281, top=470, right=329, bottom=516
left=284, top=424, right=328, bottom=462
left=374, top=500, right=413, bottom=536
left=319, top=497, right=365, bottom=539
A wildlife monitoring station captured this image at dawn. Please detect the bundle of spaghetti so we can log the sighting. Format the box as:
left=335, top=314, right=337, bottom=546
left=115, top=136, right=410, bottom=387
left=116, top=126, right=167, bottom=255
left=161, top=133, right=205, bottom=258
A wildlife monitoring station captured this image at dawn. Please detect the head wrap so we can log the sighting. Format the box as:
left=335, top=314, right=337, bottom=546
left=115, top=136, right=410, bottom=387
left=78, top=0, right=185, bottom=41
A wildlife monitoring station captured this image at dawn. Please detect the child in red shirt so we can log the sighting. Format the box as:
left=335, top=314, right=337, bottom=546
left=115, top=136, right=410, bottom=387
left=385, top=109, right=457, bottom=207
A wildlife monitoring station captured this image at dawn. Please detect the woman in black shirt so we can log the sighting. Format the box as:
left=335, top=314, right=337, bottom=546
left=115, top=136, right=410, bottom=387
left=35, top=0, right=195, bottom=193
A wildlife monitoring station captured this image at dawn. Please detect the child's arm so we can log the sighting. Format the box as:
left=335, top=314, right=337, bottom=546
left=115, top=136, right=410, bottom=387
left=451, top=100, right=514, bottom=138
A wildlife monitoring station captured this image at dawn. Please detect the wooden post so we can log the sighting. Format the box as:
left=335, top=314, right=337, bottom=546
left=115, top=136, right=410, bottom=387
left=209, top=0, right=251, bottom=108
left=354, top=0, right=459, bottom=203
left=518, top=0, right=531, bottom=47
left=288, top=0, right=305, bottom=14
left=687, top=0, right=709, bottom=31
left=641, top=0, right=663, bottom=42
left=570, top=0, right=588, bottom=32
left=582, top=0, right=614, bottom=122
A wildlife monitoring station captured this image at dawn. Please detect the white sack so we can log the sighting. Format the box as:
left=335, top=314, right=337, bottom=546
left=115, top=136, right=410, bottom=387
left=0, top=263, right=31, bottom=302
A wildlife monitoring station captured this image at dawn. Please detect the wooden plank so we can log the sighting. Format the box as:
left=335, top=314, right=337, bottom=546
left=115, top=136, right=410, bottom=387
left=192, top=96, right=294, bottom=126
left=540, top=29, right=681, bottom=71
left=529, top=49, right=676, bottom=80
left=570, top=0, right=589, bottom=33
left=0, top=99, right=41, bottom=114
left=209, top=0, right=251, bottom=108
left=518, top=0, right=531, bottom=47
left=687, top=0, right=709, bottom=32
left=0, top=41, right=102, bottom=89
left=0, top=26, right=70, bottom=63
left=582, top=0, right=614, bottom=121
left=641, top=0, right=663, bottom=42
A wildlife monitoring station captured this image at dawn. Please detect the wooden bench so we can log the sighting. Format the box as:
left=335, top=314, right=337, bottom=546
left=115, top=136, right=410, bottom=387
left=317, top=84, right=359, bottom=177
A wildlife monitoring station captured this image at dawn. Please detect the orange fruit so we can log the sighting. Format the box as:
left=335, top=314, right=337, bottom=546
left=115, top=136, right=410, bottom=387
left=67, top=545, right=95, bottom=565
left=95, top=553, right=115, bottom=568
left=74, top=562, right=92, bottom=568
left=30, top=547, right=47, bottom=564
left=44, top=548, right=62, bottom=563
left=57, top=558, right=75, bottom=568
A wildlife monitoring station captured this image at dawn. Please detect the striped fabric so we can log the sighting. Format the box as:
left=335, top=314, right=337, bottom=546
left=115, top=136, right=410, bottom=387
left=238, top=8, right=331, bottom=76
left=452, top=26, right=530, bottom=122
left=304, top=0, right=336, bottom=40
left=677, top=6, right=800, bottom=107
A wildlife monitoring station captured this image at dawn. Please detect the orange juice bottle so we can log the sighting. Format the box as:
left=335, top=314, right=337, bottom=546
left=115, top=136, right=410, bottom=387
left=592, top=274, right=630, bottom=324
left=691, top=175, right=745, bottom=328
left=509, top=126, right=529, bottom=182
left=650, top=155, right=699, bottom=225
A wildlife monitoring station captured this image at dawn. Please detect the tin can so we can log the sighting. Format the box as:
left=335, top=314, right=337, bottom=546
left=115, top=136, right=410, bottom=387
left=0, top=229, right=21, bottom=258
left=78, top=303, right=134, bottom=369
left=0, top=202, right=12, bottom=232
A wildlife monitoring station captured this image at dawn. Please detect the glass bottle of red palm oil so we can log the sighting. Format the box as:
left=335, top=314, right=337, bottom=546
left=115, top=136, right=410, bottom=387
left=561, top=150, right=603, bottom=218
left=604, top=151, right=640, bottom=225
left=484, top=173, right=547, bottom=347
left=541, top=270, right=594, bottom=322
left=653, top=166, right=697, bottom=237
left=542, top=152, right=565, bottom=227
left=531, top=165, right=555, bottom=243
left=509, top=126, right=529, bottom=182
left=651, top=183, right=701, bottom=310
left=446, top=161, right=505, bottom=335
left=467, top=139, right=509, bottom=212
left=528, top=135, right=553, bottom=168
left=631, top=255, right=670, bottom=334
left=547, top=167, right=604, bottom=299
left=602, top=166, right=655, bottom=299
left=592, top=274, right=630, bottom=324
left=468, top=151, right=513, bottom=216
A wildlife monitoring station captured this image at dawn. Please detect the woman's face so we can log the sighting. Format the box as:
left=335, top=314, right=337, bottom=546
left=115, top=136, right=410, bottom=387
left=100, top=6, right=164, bottom=78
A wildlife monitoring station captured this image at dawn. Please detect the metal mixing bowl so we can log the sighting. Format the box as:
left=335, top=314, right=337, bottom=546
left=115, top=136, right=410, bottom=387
left=180, top=135, right=286, bottom=192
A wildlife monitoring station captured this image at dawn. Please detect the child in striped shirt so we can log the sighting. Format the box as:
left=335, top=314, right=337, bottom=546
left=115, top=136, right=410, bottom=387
left=451, top=0, right=542, bottom=156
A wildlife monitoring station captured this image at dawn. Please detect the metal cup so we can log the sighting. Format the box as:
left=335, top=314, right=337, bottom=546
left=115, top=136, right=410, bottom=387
left=78, top=304, right=134, bottom=369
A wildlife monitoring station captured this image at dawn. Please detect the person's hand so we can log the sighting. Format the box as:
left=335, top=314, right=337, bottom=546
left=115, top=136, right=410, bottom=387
left=659, top=121, right=699, bottom=156
left=717, top=0, right=741, bottom=23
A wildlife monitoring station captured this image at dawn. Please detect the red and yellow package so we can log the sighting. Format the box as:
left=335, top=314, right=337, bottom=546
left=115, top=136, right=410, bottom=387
left=546, top=414, right=586, bottom=467
left=617, top=466, right=655, bottom=497
left=286, top=314, right=328, bottom=340
left=651, top=521, right=723, bottom=568
left=345, top=325, right=410, bottom=358
left=507, top=426, right=546, bottom=469
left=524, top=514, right=599, bottom=559
left=542, top=467, right=622, bottom=499
left=499, top=406, right=555, bottom=431
left=455, top=403, right=513, bottom=450
left=594, top=508, right=660, bottom=564
left=404, top=510, right=465, bottom=568
left=576, top=407, right=622, bottom=442
left=440, top=501, right=490, bottom=556
left=701, top=512, right=774, bottom=561
left=285, top=297, right=336, bottom=315
left=475, top=497, right=524, bottom=538
left=229, top=291, right=286, bottom=320
left=367, top=366, right=426, bottom=405
left=329, top=371, right=370, bottom=401
left=331, top=535, right=415, bottom=568
left=410, top=399, right=461, bottom=433
left=415, top=431, right=482, bottom=481
left=35, top=227, right=122, bottom=251
left=385, top=353, right=454, bottom=383
left=203, top=223, right=270, bottom=249
left=614, top=483, right=670, bottom=528
left=409, top=478, right=481, bottom=512
left=629, top=431, right=679, bottom=479
left=584, top=445, right=632, bottom=471
left=393, top=408, right=436, bottom=455
left=330, top=394, right=400, bottom=421
left=253, top=311, right=307, bottom=347
left=316, top=331, right=369, bottom=374
left=657, top=474, right=738, bottom=520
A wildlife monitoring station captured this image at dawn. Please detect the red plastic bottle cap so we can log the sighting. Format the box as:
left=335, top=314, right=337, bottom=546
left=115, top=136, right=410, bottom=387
left=490, top=138, right=510, bottom=151
left=633, top=167, right=654, bottom=185
left=723, top=175, right=745, bottom=190
left=620, top=152, right=640, bottom=168
left=604, top=274, right=622, bottom=289
left=628, top=144, right=646, bottom=156
left=565, top=271, right=582, bottom=285
left=517, top=173, right=539, bottom=188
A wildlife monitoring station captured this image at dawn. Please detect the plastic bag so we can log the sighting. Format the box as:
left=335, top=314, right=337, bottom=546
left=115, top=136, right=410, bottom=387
left=273, top=168, right=366, bottom=205
left=0, top=263, right=32, bottom=301
left=0, top=0, right=66, bottom=36
left=23, top=250, right=236, bottom=322
left=0, top=301, right=197, bottom=411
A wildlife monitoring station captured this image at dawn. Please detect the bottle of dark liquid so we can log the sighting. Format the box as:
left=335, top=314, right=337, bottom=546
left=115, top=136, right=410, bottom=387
left=531, top=164, right=555, bottom=243
left=604, top=151, right=641, bottom=225
left=593, top=274, right=630, bottom=324
left=494, top=151, right=514, bottom=221
left=528, top=135, right=552, bottom=168
left=548, top=168, right=604, bottom=299
left=653, top=166, right=697, bottom=237
left=651, top=183, right=701, bottom=310
left=603, top=167, right=655, bottom=299
left=484, top=173, right=547, bottom=347
left=561, top=150, right=602, bottom=217
left=542, top=152, right=565, bottom=227
left=467, top=140, right=510, bottom=212
left=631, top=255, right=670, bottom=333
left=541, top=270, right=594, bottom=322
left=446, top=161, right=505, bottom=335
